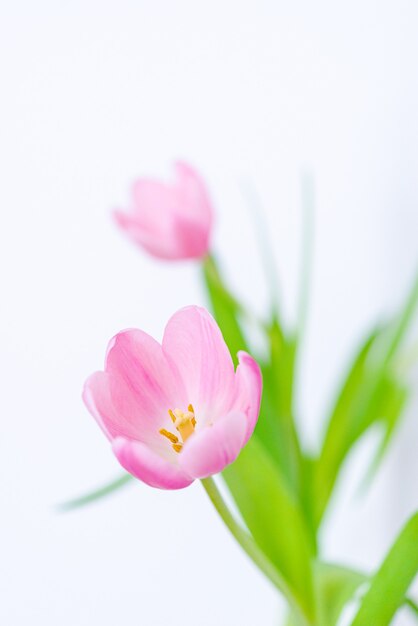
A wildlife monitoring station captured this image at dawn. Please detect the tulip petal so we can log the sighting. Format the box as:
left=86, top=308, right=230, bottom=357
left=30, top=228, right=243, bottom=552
left=113, top=208, right=184, bottom=260
left=233, top=351, right=263, bottom=443
left=112, top=437, right=194, bottom=490
left=178, top=411, right=247, bottom=479
left=83, top=371, right=137, bottom=441
left=115, top=177, right=188, bottom=260
left=131, top=178, right=174, bottom=219
left=104, top=329, right=187, bottom=437
left=162, top=306, right=235, bottom=421
left=174, top=161, right=213, bottom=225
left=171, top=214, right=211, bottom=260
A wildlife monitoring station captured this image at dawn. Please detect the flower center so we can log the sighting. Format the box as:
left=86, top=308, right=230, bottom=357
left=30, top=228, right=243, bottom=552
left=159, top=404, right=197, bottom=453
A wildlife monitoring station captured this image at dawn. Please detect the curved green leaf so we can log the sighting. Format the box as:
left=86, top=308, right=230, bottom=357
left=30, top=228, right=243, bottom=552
left=314, top=271, right=418, bottom=527
left=314, top=563, right=366, bottom=626
left=222, top=438, right=315, bottom=622
left=256, top=319, right=303, bottom=493
left=359, top=377, right=409, bottom=492
left=313, top=329, right=380, bottom=525
left=58, top=473, right=133, bottom=511
left=351, top=512, right=418, bottom=626
left=201, top=255, right=249, bottom=365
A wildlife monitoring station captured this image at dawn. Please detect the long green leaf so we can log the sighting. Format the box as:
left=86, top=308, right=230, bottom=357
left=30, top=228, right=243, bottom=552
left=201, top=255, right=249, bottom=365
left=405, top=597, right=418, bottom=617
left=257, top=319, right=304, bottom=496
left=222, top=438, right=315, bottom=622
left=314, top=563, right=366, bottom=626
left=58, top=474, right=133, bottom=511
left=360, top=377, right=409, bottom=491
left=313, top=329, right=380, bottom=525
left=351, top=512, right=418, bottom=626
left=314, top=271, right=418, bottom=527
left=382, top=271, right=418, bottom=367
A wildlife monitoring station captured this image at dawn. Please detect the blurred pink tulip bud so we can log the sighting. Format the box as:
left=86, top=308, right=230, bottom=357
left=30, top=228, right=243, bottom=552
left=113, top=161, right=213, bottom=260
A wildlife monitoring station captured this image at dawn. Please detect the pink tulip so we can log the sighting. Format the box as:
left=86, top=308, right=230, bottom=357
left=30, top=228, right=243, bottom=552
left=83, top=306, right=262, bottom=489
left=113, top=162, right=213, bottom=260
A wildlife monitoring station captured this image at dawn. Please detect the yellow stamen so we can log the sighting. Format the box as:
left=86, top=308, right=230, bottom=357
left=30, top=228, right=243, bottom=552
left=188, top=404, right=197, bottom=426
left=159, top=428, right=179, bottom=444
left=159, top=404, right=198, bottom=453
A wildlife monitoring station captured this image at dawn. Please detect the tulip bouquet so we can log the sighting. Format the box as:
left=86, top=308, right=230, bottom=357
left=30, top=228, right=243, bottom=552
left=70, top=163, right=418, bottom=625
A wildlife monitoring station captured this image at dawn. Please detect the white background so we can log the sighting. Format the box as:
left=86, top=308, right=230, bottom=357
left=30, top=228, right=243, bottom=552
left=1, top=2, right=417, bottom=625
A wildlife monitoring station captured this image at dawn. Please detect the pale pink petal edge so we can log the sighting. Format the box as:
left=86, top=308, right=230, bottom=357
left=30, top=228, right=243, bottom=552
left=83, top=371, right=115, bottom=441
left=112, top=209, right=185, bottom=260
left=178, top=411, right=247, bottom=479
left=234, top=351, right=263, bottom=444
left=112, top=437, right=194, bottom=490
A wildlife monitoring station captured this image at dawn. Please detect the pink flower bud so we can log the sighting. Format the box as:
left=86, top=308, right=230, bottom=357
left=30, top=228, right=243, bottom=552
left=114, top=162, right=213, bottom=260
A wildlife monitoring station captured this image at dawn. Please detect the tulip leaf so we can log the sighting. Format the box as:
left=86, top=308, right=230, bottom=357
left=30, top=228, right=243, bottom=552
left=58, top=473, right=133, bottom=511
left=239, top=178, right=310, bottom=496
left=202, top=255, right=249, bottom=365
left=313, top=328, right=380, bottom=525
left=285, top=563, right=366, bottom=626
left=286, top=564, right=418, bottom=626
left=314, top=271, right=418, bottom=527
left=314, top=562, right=366, bottom=626
left=405, top=597, right=418, bottom=617
left=350, top=512, right=418, bottom=626
left=256, top=318, right=303, bottom=496
left=222, top=438, right=315, bottom=622
left=359, top=377, right=409, bottom=491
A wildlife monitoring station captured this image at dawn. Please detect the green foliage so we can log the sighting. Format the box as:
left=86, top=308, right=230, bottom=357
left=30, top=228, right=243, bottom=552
left=202, top=253, right=418, bottom=624
left=312, top=328, right=381, bottom=525
left=405, top=597, right=418, bottom=617
left=223, top=438, right=315, bottom=622
left=359, top=376, right=409, bottom=492
left=313, top=272, right=418, bottom=527
left=314, top=563, right=366, bottom=626
left=58, top=474, right=133, bottom=511
left=72, top=229, right=418, bottom=624
left=201, top=254, right=249, bottom=366
left=351, top=512, right=418, bottom=626
left=258, top=319, right=302, bottom=494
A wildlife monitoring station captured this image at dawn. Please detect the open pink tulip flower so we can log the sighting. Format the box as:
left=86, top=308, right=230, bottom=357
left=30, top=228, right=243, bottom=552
left=113, top=161, right=213, bottom=260
left=83, top=306, right=262, bottom=489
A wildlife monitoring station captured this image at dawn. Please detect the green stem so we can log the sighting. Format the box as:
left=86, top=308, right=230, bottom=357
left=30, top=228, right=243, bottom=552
left=200, top=476, right=310, bottom=626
